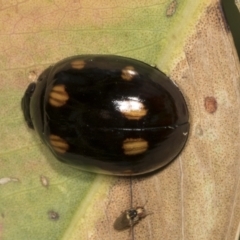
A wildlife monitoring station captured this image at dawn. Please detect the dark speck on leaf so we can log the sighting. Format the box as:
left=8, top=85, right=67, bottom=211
left=48, top=210, right=59, bottom=221
left=204, top=96, right=218, bottom=113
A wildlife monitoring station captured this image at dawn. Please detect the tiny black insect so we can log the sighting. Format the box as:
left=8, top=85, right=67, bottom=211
left=21, top=55, right=189, bottom=176
left=113, top=206, right=147, bottom=231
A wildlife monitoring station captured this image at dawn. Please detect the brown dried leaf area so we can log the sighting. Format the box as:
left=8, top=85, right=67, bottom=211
left=88, top=3, right=240, bottom=240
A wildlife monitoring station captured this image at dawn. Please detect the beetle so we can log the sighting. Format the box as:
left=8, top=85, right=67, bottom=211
left=113, top=206, right=147, bottom=231
left=21, top=55, right=189, bottom=176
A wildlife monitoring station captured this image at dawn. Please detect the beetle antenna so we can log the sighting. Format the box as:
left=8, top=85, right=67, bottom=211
left=130, top=176, right=133, bottom=209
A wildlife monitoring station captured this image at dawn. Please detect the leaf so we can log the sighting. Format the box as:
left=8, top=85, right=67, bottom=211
left=0, top=0, right=240, bottom=239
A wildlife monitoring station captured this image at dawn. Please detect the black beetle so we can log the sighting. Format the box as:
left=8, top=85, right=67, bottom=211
left=22, top=55, right=189, bottom=176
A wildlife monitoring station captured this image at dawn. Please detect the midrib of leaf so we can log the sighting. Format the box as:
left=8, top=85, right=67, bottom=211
left=60, top=175, right=114, bottom=240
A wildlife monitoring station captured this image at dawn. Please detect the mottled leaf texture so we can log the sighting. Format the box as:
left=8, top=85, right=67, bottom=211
left=0, top=0, right=240, bottom=240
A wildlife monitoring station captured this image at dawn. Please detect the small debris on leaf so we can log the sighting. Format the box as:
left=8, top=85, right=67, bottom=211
left=0, top=177, right=19, bottom=185
left=40, top=175, right=49, bottom=188
left=48, top=210, right=59, bottom=221
left=166, top=0, right=178, bottom=17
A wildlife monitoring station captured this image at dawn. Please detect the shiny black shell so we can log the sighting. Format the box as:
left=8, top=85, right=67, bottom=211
left=22, top=55, right=189, bottom=176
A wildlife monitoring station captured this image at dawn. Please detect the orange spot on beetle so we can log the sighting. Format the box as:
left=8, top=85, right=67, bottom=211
left=49, top=135, right=69, bottom=153
left=49, top=85, right=69, bottom=107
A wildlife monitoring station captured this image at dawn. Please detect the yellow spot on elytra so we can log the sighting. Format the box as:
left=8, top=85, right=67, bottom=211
left=49, top=85, right=69, bottom=107
left=71, top=60, right=86, bottom=69
left=121, top=66, right=137, bottom=81
left=49, top=135, right=69, bottom=153
left=115, top=99, right=148, bottom=120
left=122, top=138, right=148, bottom=155
left=122, top=107, right=148, bottom=120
